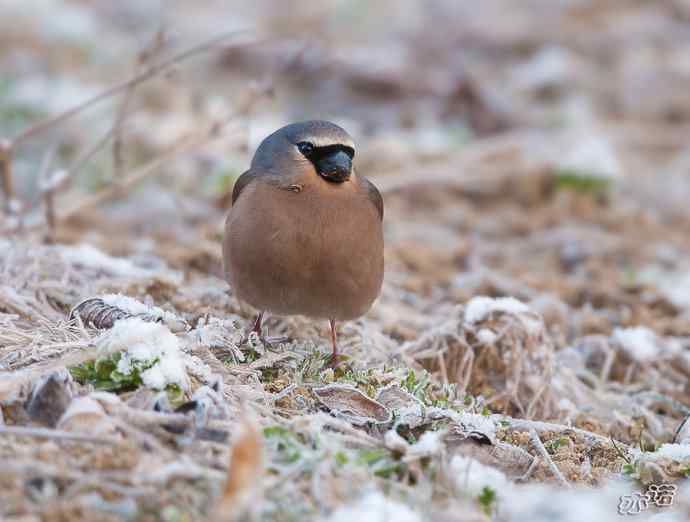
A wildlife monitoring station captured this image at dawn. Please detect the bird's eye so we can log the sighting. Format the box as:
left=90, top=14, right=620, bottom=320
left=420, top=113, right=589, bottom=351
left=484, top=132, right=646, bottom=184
left=297, top=142, right=314, bottom=155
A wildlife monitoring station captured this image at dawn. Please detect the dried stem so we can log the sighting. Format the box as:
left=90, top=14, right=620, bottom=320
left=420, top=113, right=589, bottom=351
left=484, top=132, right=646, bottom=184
left=112, top=29, right=168, bottom=180
left=0, top=139, right=15, bottom=215
left=504, top=417, right=615, bottom=447
left=57, top=117, right=239, bottom=223
left=12, top=30, right=252, bottom=146
left=529, top=428, right=570, bottom=487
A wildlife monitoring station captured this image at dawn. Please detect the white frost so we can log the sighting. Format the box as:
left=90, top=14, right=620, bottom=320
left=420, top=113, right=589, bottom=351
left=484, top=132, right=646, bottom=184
left=465, top=296, right=543, bottom=335
left=450, top=455, right=510, bottom=497
left=612, top=326, right=660, bottom=362
left=465, top=296, right=530, bottom=324
left=456, top=411, right=497, bottom=441
left=324, top=491, right=420, bottom=522
left=60, top=244, right=151, bottom=277
left=477, top=328, right=498, bottom=344
left=652, top=443, right=690, bottom=462
left=98, top=317, right=189, bottom=390
left=557, top=134, right=622, bottom=181
left=101, top=293, right=181, bottom=325
left=408, top=431, right=442, bottom=457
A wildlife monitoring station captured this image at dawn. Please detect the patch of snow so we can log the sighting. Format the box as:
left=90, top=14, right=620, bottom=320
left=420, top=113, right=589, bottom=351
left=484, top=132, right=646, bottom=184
left=98, top=317, right=189, bottom=390
left=557, top=134, right=623, bottom=181
left=465, top=296, right=530, bottom=324
left=641, top=268, right=690, bottom=310
left=450, top=455, right=510, bottom=497
left=384, top=429, right=409, bottom=453
left=60, top=244, right=151, bottom=278
left=648, top=512, right=685, bottom=522
left=652, top=443, right=690, bottom=462
left=503, top=482, right=629, bottom=522
left=465, top=296, right=543, bottom=336
left=101, top=294, right=180, bottom=324
left=324, top=491, right=420, bottom=522
left=456, top=411, right=497, bottom=441
left=513, top=46, right=571, bottom=91
left=612, top=326, right=660, bottom=362
left=60, top=244, right=182, bottom=285
left=408, top=431, right=442, bottom=457
left=477, top=328, right=498, bottom=344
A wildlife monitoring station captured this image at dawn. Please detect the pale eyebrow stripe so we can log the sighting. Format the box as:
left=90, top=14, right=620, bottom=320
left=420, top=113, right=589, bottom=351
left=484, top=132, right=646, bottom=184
left=304, top=136, right=355, bottom=149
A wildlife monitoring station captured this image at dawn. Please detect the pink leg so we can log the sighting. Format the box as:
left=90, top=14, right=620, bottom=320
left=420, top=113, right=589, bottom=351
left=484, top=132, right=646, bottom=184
left=240, top=311, right=288, bottom=348
left=327, top=318, right=339, bottom=367
left=250, top=311, right=264, bottom=337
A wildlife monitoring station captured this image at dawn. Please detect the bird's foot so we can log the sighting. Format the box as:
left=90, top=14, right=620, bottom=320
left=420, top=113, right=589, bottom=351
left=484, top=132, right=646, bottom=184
left=261, top=335, right=290, bottom=350
left=239, top=332, right=289, bottom=350
left=324, top=353, right=344, bottom=370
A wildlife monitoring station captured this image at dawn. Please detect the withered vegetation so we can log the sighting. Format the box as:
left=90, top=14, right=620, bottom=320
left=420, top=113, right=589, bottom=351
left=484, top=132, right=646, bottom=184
left=1, top=2, right=690, bottom=521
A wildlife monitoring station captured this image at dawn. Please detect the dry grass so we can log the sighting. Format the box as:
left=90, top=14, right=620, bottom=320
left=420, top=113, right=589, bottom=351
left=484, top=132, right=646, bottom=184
left=1, top=1, right=690, bottom=521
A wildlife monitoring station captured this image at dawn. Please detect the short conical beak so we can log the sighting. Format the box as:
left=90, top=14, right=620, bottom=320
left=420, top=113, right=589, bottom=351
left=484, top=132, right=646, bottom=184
left=316, top=150, right=352, bottom=182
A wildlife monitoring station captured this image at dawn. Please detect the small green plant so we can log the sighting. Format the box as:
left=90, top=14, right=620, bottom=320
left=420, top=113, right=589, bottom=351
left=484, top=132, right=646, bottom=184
left=70, top=353, right=157, bottom=391
left=544, top=436, right=569, bottom=452
left=477, top=486, right=497, bottom=515
left=682, top=465, right=690, bottom=478
left=622, top=462, right=638, bottom=477
left=70, top=353, right=184, bottom=400
left=356, top=448, right=404, bottom=479
left=334, top=451, right=349, bottom=466
left=263, top=425, right=303, bottom=465
left=402, top=369, right=459, bottom=408
left=166, top=384, right=186, bottom=408
left=554, top=169, right=610, bottom=197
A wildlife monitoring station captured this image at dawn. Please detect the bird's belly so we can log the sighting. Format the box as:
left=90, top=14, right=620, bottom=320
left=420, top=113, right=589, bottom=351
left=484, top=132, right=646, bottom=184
left=225, top=189, right=383, bottom=320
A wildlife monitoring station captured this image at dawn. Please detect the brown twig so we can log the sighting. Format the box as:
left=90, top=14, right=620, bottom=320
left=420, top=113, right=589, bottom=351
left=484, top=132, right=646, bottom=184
left=0, top=139, right=16, bottom=215
left=529, top=428, right=570, bottom=487
left=57, top=117, right=240, bottom=224
left=112, top=29, right=169, bottom=180
left=11, top=30, right=252, bottom=146
left=36, top=149, right=56, bottom=241
left=672, top=414, right=690, bottom=444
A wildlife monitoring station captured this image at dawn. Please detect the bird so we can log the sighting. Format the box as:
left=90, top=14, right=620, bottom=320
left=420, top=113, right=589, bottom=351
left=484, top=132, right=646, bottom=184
left=223, top=120, right=384, bottom=366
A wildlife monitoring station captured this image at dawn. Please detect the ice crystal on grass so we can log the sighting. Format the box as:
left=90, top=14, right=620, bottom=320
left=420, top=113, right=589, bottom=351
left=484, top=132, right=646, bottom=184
left=72, top=317, right=190, bottom=391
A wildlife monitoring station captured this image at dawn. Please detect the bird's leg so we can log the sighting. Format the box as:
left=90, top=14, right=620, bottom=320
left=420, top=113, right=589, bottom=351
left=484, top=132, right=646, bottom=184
left=251, top=311, right=264, bottom=337
left=239, top=311, right=264, bottom=345
left=239, top=311, right=288, bottom=348
left=327, top=318, right=340, bottom=368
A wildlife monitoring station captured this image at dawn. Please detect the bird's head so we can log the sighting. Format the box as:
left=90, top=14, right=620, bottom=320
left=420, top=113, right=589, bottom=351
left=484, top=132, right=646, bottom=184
left=252, top=121, right=355, bottom=183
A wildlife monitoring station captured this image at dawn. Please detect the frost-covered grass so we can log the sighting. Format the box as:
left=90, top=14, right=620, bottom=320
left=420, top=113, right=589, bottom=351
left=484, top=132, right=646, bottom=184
left=2, top=1, right=690, bottom=521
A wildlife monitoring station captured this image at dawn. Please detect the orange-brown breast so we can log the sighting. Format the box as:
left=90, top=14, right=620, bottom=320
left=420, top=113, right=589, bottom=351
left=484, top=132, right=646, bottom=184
left=224, top=172, right=383, bottom=320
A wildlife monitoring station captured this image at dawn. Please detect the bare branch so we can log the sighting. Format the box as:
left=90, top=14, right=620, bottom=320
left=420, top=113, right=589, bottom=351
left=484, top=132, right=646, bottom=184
left=12, top=30, right=253, bottom=146
left=529, top=428, right=570, bottom=487
left=0, top=139, right=15, bottom=215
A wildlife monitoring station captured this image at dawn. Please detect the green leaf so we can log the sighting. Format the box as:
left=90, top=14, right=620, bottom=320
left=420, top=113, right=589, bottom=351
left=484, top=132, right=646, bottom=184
left=622, top=463, right=637, bottom=476
left=334, top=451, right=348, bottom=466
left=478, top=486, right=496, bottom=515
left=357, top=448, right=388, bottom=466
left=554, top=170, right=610, bottom=196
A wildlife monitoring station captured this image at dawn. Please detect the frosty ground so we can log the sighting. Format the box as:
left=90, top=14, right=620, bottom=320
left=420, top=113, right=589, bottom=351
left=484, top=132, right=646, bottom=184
left=1, top=1, right=690, bottom=521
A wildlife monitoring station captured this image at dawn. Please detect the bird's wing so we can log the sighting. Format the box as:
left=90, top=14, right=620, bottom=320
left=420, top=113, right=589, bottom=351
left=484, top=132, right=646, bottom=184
left=361, top=176, right=384, bottom=220
left=231, top=169, right=262, bottom=205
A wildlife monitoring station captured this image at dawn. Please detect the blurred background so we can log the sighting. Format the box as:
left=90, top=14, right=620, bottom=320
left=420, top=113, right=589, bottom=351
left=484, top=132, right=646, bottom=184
left=4, top=0, right=690, bottom=329
left=4, top=0, right=690, bottom=348
left=3, top=1, right=690, bottom=520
